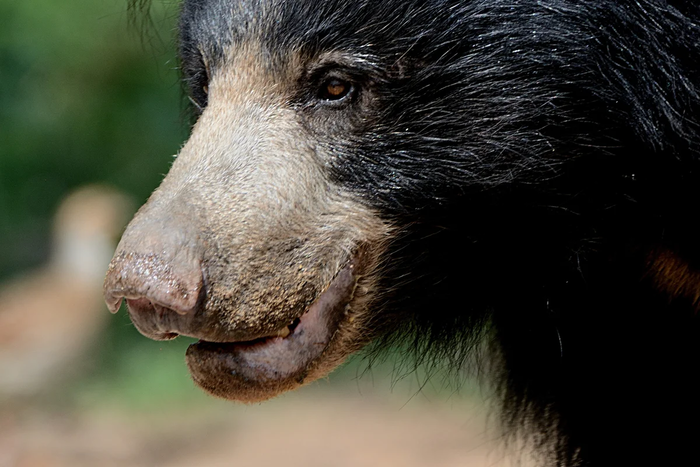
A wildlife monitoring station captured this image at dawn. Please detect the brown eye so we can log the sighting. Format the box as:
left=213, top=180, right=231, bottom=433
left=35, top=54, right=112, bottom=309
left=320, top=78, right=352, bottom=101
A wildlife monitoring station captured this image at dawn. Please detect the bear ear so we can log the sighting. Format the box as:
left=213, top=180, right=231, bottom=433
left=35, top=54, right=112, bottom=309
left=647, top=247, right=700, bottom=309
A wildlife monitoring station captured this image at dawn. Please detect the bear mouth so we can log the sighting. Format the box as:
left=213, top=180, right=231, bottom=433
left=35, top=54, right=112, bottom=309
left=120, top=259, right=361, bottom=401
left=185, top=261, right=359, bottom=401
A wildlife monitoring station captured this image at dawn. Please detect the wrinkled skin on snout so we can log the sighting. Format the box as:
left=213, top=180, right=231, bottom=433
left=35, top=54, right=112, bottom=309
left=104, top=44, right=389, bottom=402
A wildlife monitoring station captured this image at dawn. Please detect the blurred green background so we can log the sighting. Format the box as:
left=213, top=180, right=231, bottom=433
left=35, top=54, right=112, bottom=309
left=0, top=0, right=184, bottom=281
left=0, top=0, right=204, bottom=410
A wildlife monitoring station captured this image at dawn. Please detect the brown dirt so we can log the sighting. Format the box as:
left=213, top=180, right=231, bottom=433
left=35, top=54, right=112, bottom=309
left=0, top=389, right=534, bottom=467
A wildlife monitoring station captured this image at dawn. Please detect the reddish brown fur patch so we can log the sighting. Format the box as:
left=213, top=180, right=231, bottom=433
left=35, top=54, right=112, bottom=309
left=647, top=247, right=700, bottom=309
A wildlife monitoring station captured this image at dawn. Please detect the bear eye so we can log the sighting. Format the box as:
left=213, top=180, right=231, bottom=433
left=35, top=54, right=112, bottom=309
left=319, top=78, right=353, bottom=101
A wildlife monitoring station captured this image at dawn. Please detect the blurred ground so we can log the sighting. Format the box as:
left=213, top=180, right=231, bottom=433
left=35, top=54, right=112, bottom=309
left=1, top=382, right=525, bottom=467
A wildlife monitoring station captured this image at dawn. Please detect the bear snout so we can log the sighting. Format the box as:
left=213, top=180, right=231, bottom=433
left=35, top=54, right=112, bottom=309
left=102, top=197, right=206, bottom=326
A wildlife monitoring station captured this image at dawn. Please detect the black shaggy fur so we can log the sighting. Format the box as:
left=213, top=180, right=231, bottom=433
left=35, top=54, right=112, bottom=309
left=134, top=1, right=699, bottom=465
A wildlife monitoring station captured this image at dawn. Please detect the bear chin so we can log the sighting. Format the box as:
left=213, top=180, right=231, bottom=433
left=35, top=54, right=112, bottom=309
left=185, top=260, right=363, bottom=402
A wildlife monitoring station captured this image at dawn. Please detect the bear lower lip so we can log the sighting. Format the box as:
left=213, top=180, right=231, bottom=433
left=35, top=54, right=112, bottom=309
left=184, top=260, right=359, bottom=402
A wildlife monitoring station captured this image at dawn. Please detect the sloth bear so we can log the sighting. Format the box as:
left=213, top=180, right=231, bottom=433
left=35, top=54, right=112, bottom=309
left=104, top=1, right=700, bottom=465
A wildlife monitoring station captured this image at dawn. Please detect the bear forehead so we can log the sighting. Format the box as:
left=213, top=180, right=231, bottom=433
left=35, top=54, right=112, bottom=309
left=179, top=0, right=472, bottom=56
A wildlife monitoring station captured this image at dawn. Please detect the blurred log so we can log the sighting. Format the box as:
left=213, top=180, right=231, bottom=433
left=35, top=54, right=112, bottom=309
left=0, top=185, right=132, bottom=398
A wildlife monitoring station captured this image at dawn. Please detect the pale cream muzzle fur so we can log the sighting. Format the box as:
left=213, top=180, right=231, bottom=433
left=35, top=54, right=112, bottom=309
left=103, top=45, right=390, bottom=401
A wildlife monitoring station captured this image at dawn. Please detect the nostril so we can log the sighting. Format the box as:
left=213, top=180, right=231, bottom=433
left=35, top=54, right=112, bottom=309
left=126, top=298, right=181, bottom=341
left=126, top=297, right=157, bottom=315
left=127, top=297, right=182, bottom=319
left=125, top=297, right=193, bottom=317
left=103, top=251, right=205, bottom=316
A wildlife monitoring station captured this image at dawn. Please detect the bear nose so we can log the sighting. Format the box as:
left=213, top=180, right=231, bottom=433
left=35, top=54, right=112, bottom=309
left=103, top=207, right=205, bottom=317
left=104, top=251, right=203, bottom=316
